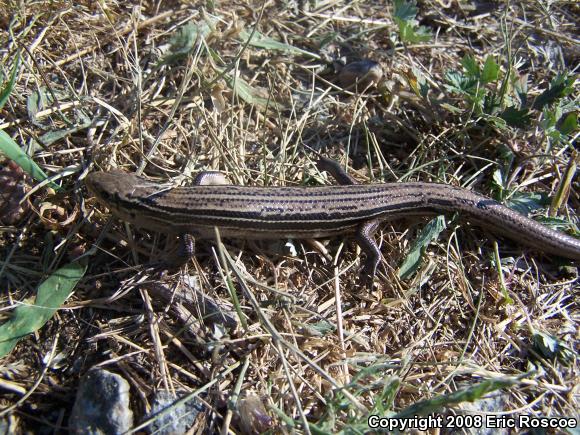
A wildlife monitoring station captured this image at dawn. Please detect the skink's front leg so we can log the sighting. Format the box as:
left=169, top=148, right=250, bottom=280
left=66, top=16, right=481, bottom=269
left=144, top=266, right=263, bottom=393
left=173, top=170, right=230, bottom=265
left=316, top=157, right=382, bottom=284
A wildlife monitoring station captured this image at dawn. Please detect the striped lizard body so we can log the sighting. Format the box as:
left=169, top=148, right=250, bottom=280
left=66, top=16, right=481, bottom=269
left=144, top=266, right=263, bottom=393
left=85, top=159, right=580, bottom=279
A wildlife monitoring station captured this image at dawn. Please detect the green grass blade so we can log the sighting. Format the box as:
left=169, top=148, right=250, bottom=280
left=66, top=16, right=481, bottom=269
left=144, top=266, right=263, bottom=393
left=0, top=52, right=20, bottom=110
left=0, top=260, right=87, bottom=357
left=33, top=121, right=93, bottom=149
left=238, top=29, right=321, bottom=60
left=223, top=73, right=282, bottom=110
left=0, top=130, right=61, bottom=191
left=394, top=376, right=520, bottom=418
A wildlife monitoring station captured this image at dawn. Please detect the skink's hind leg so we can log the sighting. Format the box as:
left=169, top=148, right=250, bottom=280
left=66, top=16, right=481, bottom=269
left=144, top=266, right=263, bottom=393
left=165, top=233, right=196, bottom=267
left=317, top=158, right=383, bottom=284
left=356, top=219, right=382, bottom=286
left=316, top=157, right=358, bottom=185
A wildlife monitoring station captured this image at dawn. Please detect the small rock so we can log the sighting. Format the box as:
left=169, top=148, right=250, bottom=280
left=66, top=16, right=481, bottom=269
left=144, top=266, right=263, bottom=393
left=236, top=393, right=273, bottom=434
left=338, top=59, right=384, bottom=90
left=144, top=390, right=204, bottom=434
left=69, top=368, right=133, bottom=435
left=449, top=394, right=508, bottom=435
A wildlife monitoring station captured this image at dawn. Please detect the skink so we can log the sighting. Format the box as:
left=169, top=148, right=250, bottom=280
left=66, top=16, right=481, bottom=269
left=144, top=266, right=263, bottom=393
left=85, top=158, right=580, bottom=279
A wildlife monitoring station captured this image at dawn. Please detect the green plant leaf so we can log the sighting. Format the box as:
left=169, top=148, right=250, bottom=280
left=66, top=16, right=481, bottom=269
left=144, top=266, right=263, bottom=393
left=491, top=146, right=515, bottom=199
left=557, top=111, right=577, bottom=135
left=0, top=130, right=61, bottom=190
left=481, top=56, right=499, bottom=84
left=0, top=52, right=20, bottom=111
left=535, top=216, right=579, bottom=234
left=505, top=192, right=548, bottom=216
left=394, top=0, right=418, bottom=21
left=440, top=102, right=462, bottom=114
left=491, top=113, right=509, bottom=130
left=461, top=55, right=480, bottom=79
left=497, top=143, right=516, bottom=167
left=393, top=0, right=431, bottom=43
left=483, top=92, right=501, bottom=115
left=492, top=167, right=505, bottom=185
left=304, top=321, right=335, bottom=336
left=31, top=121, right=93, bottom=150
left=0, top=260, right=87, bottom=357
left=316, top=32, right=339, bottom=50
left=532, top=74, right=575, bottom=110
left=467, top=87, right=487, bottom=115
left=27, top=87, right=49, bottom=120
left=162, top=20, right=215, bottom=64
left=445, top=71, right=476, bottom=94
left=540, top=105, right=558, bottom=131
left=406, top=68, right=431, bottom=98
left=499, top=107, right=531, bottom=128
left=396, top=19, right=431, bottom=43
left=532, top=331, right=575, bottom=365
left=398, top=215, right=446, bottom=279
left=372, top=376, right=400, bottom=415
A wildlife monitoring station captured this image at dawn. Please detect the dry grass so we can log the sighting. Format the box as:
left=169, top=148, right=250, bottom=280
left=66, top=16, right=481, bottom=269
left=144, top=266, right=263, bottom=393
left=0, top=0, right=578, bottom=433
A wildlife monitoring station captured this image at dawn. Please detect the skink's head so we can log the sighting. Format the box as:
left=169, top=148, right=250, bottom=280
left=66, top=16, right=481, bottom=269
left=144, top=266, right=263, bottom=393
left=85, top=170, right=159, bottom=226
left=85, top=170, right=142, bottom=205
left=86, top=171, right=179, bottom=233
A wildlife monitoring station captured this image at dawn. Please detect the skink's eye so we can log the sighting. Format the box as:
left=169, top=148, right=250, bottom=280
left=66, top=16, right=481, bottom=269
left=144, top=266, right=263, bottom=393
left=98, top=190, right=120, bottom=202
